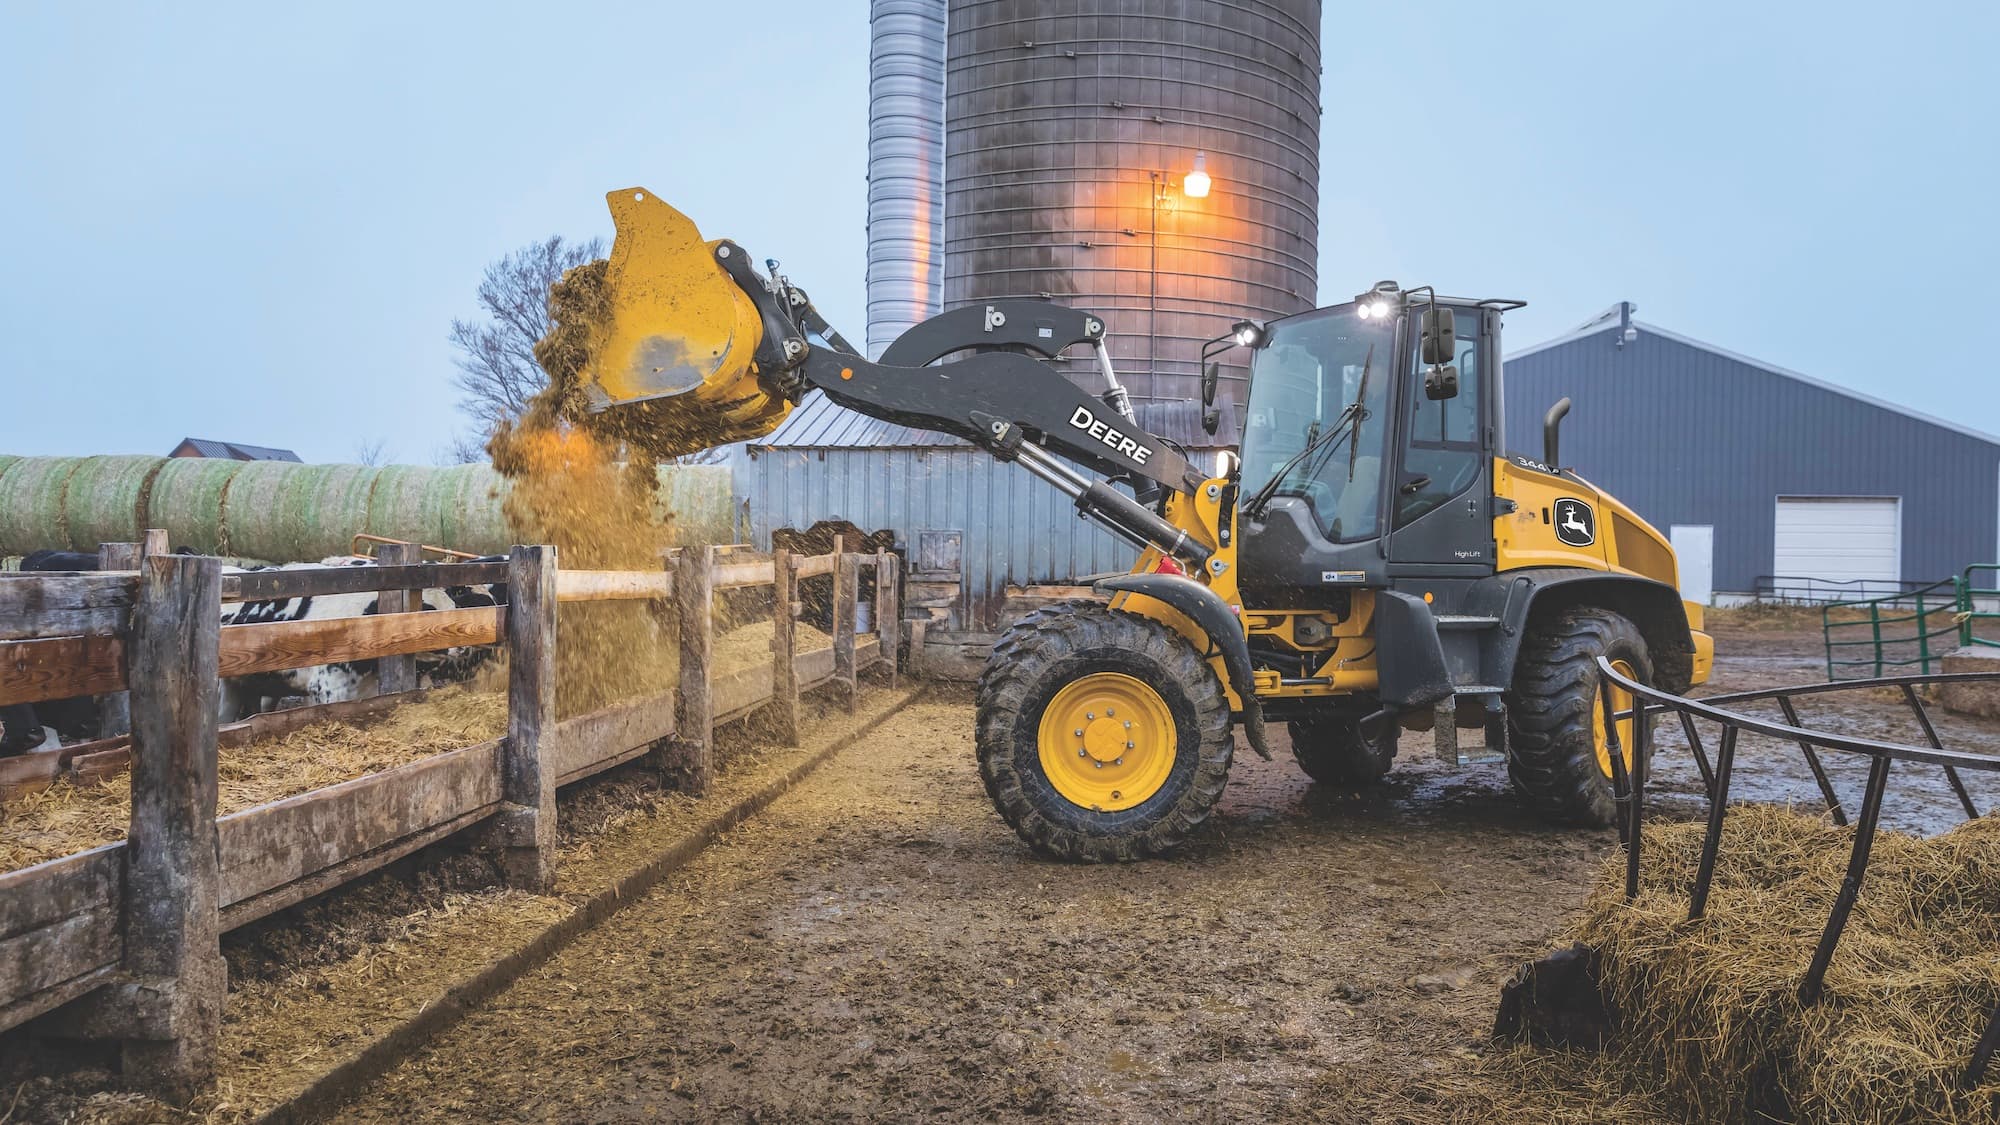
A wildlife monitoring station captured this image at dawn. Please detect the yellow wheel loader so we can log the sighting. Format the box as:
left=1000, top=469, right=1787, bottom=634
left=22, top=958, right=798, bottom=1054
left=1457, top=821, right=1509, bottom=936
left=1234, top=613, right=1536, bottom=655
left=581, top=189, right=1714, bottom=862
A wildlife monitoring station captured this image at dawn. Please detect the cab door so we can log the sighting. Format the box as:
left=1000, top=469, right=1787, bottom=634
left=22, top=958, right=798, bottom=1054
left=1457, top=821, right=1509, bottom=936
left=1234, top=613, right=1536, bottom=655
left=1386, top=306, right=1496, bottom=577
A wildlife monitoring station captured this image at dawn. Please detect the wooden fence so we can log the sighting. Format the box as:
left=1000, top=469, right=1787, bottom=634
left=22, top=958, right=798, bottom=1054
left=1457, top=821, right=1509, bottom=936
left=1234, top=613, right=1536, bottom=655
left=0, top=534, right=900, bottom=1089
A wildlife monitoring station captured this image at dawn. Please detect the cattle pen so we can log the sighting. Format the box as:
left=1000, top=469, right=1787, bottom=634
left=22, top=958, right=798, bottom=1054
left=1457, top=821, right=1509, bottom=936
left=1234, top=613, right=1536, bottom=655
left=0, top=534, right=901, bottom=1090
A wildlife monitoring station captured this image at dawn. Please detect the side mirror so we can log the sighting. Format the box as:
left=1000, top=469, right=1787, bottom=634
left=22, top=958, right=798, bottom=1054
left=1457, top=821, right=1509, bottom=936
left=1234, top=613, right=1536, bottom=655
left=1202, top=407, right=1221, bottom=436
left=1424, top=364, right=1459, bottom=401
left=1201, top=361, right=1220, bottom=408
left=1420, top=307, right=1456, bottom=366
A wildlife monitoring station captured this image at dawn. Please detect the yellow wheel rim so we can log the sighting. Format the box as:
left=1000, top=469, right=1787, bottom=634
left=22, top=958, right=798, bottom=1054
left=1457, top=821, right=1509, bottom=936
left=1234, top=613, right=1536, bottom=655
left=1036, top=672, right=1177, bottom=812
left=1593, top=658, right=1639, bottom=779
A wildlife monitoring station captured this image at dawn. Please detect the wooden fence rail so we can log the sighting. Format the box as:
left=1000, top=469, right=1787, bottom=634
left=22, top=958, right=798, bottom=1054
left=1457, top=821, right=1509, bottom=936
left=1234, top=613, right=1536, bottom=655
left=0, top=535, right=902, bottom=1088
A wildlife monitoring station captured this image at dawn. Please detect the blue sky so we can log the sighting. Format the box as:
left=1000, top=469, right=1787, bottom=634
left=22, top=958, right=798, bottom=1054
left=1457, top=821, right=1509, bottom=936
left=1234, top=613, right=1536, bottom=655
left=2, top=2, right=1993, bottom=461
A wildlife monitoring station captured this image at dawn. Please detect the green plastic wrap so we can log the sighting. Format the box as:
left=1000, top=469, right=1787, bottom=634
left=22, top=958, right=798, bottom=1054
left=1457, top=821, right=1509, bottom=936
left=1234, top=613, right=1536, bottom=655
left=62, top=455, right=168, bottom=551
left=145, top=458, right=247, bottom=554
left=0, top=457, right=85, bottom=556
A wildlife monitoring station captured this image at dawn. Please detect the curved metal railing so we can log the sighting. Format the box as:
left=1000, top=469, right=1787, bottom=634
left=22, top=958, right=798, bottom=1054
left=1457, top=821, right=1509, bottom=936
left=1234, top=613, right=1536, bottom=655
left=1595, top=661, right=2000, bottom=1086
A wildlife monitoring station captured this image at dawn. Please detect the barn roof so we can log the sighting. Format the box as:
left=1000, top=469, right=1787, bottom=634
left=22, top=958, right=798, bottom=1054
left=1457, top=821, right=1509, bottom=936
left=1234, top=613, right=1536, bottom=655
left=750, top=390, right=1235, bottom=451
left=1508, top=305, right=2000, bottom=449
left=172, top=438, right=304, bottom=462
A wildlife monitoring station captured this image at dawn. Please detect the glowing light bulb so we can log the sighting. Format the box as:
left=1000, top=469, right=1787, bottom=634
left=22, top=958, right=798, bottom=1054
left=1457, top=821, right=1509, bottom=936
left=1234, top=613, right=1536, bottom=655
left=1183, top=152, right=1211, bottom=198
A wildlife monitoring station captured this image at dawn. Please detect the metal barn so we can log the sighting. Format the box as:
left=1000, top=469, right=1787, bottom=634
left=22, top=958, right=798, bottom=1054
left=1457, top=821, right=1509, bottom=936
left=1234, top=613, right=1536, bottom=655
left=731, top=393, right=1226, bottom=647
left=1503, top=304, right=2000, bottom=602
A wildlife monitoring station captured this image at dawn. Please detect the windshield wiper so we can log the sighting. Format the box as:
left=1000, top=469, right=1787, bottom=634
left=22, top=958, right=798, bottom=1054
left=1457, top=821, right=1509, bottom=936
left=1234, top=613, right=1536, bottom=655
left=1243, top=344, right=1375, bottom=521
left=1346, top=343, right=1375, bottom=484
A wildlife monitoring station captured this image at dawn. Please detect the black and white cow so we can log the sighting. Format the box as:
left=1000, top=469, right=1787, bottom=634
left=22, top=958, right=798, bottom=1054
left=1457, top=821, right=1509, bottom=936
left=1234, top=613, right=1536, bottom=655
left=1, top=551, right=126, bottom=755
left=0, top=553, right=508, bottom=750
left=217, top=556, right=508, bottom=720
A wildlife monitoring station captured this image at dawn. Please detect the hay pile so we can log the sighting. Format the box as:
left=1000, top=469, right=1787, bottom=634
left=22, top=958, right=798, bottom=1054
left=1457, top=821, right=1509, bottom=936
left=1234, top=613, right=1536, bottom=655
left=1572, top=804, right=2000, bottom=1122
left=1, top=686, right=508, bottom=871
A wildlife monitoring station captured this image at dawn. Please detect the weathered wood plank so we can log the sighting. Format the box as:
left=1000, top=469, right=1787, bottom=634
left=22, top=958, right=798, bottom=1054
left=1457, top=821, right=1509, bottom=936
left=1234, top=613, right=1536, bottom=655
left=875, top=552, right=899, bottom=688
left=713, top=664, right=773, bottom=724
left=220, top=804, right=495, bottom=932
left=0, top=634, right=126, bottom=705
left=374, top=543, right=421, bottom=695
left=220, top=561, right=509, bottom=603
left=217, top=606, right=503, bottom=679
left=215, top=739, right=505, bottom=908
left=792, top=554, right=836, bottom=578
left=772, top=550, right=800, bottom=746
left=712, top=559, right=775, bottom=589
left=549, top=692, right=676, bottom=784
left=797, top=646, right=836, bottom=689
left=833, top=548, right=859, bottom=712
left=0, top=964, right=119, bottom=1038
left=0, top=904, right=121, bottom=1004
left=675, top=546, right=715, bottom=794
left=121, top=553, right=226, bottom=1086
left=495, top=545, right=557, bottom=892
left=554, top=569, right=673, bottom=603
left=0, top=845, right=122, bottom=940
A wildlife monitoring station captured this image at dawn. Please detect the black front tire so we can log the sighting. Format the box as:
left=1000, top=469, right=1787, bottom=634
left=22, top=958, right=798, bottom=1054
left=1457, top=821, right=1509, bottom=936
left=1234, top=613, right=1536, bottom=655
left=1287, top=712, right=1397, bottom=786
left=976, top=603, right=1233, bottom=862
left=1505, top=607, right=1654, bottom=827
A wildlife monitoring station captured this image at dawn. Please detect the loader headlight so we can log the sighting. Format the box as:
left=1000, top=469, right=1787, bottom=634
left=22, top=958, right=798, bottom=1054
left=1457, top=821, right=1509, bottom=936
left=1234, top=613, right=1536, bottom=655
left=1354, top=280, right=1401, bottom=321
left=1231, top=320, right=1265, bottom=348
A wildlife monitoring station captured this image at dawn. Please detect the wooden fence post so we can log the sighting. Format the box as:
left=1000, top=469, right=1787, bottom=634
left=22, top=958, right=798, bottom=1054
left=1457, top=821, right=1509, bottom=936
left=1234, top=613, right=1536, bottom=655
left=497, top=545, right=556, bottom=892
left=833, top=542, right=859, bottom=713
left=772, top=548, right=800, bottom=746
left=675, top=544, right=715, bottom=793
left=95, top=541, right=141, bottom=739
left=375, top=542, right=421, bottom=696
left=875, top=552, right=899, bottom=689
left=120, top=553, right=226, bottom=1091
left=140, top=528, right=169, bottom=558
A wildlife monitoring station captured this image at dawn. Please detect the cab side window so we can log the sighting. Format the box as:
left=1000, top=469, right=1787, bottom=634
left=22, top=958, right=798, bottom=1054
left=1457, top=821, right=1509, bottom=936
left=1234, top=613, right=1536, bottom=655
left=1395, top=317, right=1482, bottom=527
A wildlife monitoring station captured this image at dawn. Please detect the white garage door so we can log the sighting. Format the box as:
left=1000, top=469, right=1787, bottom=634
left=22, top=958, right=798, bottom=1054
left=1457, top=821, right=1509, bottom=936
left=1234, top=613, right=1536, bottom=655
left=1773, top=497, right=1901, bottom=594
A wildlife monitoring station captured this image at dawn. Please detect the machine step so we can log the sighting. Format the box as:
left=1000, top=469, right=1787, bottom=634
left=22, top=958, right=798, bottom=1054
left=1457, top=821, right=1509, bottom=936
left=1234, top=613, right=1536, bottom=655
left=1434, top=615, right=1501, bottom=630
left=1452, top=684, right=1506, bottom=695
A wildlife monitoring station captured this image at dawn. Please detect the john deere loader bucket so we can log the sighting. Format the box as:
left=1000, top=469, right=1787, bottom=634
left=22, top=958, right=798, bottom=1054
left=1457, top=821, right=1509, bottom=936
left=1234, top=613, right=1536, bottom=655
left=574, top=188, right=791, bottom=455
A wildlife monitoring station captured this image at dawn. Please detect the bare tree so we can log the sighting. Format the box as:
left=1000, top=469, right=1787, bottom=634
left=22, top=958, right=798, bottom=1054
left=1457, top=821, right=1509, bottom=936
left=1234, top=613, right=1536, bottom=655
left=449, top=234, right=604, bottom=434
left=436, top=434, right=488, bottom=466
left=352, top=437, right=390, bottom=466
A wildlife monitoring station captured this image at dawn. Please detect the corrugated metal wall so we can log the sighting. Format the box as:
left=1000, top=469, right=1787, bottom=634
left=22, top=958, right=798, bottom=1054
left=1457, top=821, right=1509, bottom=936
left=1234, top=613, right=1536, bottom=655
left=1503, top=326, right=2000, bottom=593
left=733, top=445, right=1150, bottom=630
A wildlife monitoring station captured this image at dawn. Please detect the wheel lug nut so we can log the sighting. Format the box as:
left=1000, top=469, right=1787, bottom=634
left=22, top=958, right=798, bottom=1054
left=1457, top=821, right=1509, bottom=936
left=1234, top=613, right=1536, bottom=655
left=1078, top=748, right=1087, bottom=757
left=1093, top=761, right=1103, bottom=769
left=1124, top=721, right=1132, bottom=729
left=1125, top=741, right=1135, bottom=749
left=1087, top=712, right=1095, bottom=720
left=1074, top=729, right=1084, bottom=737
left=1107, top=708, right=1115, bottom=717
left=1115, top=757, right=1124, bottom=766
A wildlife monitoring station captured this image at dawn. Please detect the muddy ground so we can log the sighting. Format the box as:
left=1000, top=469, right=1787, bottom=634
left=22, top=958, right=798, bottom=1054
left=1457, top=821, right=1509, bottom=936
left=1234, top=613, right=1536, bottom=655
left=319, top=611, right=2000, bottom=1123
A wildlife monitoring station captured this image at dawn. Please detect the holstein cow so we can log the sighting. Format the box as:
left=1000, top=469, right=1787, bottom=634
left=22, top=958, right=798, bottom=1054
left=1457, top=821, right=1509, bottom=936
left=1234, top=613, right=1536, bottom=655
left=217, top=555, right=508, bottom=720
left=1, top=551, right=124, bottom=755
left=0, top=553, right=508, bottom=752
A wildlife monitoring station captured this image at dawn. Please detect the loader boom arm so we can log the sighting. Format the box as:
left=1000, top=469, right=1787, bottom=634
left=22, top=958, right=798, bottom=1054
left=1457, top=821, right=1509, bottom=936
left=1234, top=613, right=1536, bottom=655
left=583, top=190, right=1212, bottom=564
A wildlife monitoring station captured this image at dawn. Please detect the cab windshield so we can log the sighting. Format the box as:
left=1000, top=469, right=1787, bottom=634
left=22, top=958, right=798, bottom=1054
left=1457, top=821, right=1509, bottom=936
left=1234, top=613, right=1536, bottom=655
left=1238, top=307, right=1398, bottom=541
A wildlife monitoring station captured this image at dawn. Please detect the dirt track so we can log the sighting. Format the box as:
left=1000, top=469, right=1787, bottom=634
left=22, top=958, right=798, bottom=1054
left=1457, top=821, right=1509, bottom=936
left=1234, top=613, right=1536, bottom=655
left=325, top=614, right=2000, bottom=1122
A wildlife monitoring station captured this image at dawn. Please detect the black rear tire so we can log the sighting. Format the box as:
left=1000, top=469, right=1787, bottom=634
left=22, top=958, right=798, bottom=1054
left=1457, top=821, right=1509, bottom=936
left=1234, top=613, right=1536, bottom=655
left=976, top=602, right=1233, bottom=862
left=1505, top=607, right=1654, bottom=827
left=1286, top=712, right=1397, bottom=785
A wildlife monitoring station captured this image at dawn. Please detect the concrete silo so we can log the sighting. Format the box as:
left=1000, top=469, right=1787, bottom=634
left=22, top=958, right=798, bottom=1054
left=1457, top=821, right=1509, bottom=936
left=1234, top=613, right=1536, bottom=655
left=941, top=0, right=1321, bottom=431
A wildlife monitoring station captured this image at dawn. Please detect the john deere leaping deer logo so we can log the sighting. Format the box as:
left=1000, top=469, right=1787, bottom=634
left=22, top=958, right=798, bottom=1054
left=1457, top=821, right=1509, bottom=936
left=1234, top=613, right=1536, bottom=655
left=1554, top=498, right=1596, bottom=547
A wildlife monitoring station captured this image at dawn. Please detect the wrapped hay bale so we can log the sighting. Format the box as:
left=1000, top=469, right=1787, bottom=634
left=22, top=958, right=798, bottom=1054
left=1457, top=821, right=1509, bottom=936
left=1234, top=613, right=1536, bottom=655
left=0, top=456, right=85, bottom=555
left=1572, top=805, right=2000, bottom=1122
left=145, top=457, right=247, bottom=554
left=61, top=454, right=167, bottom=551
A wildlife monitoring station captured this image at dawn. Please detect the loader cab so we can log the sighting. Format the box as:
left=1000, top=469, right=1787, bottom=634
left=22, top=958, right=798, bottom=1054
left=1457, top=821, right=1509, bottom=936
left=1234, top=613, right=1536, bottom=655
left=1234, top=288, right=1507, bottom=607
